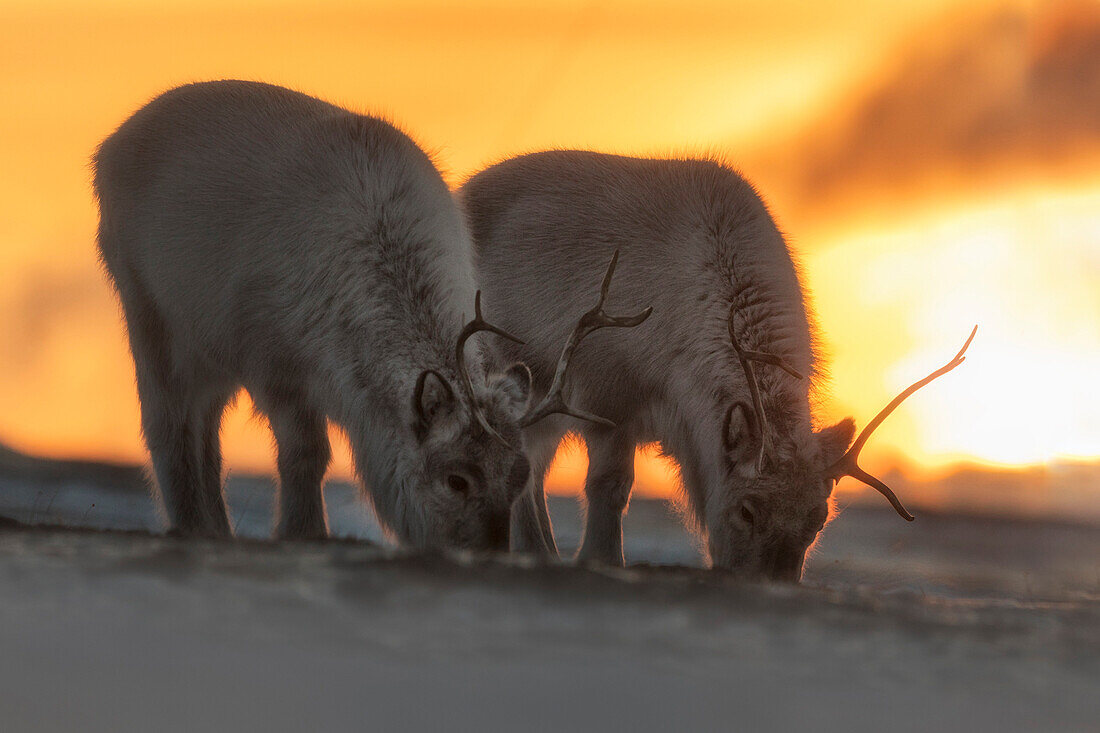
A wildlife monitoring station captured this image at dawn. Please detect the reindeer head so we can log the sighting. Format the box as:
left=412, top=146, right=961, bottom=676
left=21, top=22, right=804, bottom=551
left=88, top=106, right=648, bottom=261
left=408, top=251, right=651, bottom=552
left=408, top=361, right=532, bottom=552
left=709, top=314, right=976, bottom=581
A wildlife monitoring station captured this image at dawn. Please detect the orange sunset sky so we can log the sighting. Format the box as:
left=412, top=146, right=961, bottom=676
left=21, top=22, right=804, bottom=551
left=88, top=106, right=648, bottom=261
left=1, top=0, right=1097, bottom=507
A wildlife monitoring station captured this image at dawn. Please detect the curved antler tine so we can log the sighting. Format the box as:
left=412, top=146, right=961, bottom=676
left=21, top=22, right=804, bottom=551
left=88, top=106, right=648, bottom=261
left=829, top=325, right=977, bottom=519
left=848, top=465, right=914, bottom=521
left=455, top=291, right=527, bottom=448
left=724, top=304, right=809, bottom=470
left=472, top=403, right=512, bottom=446
left=466, top=291, right=526, bottom=345
left=953, top=324, right=978, bottom=363
left=740, top=350, right=805, bottom=380
left=522, top=394, right=616, bottom=429
left=587, top=250, right=654, bottom=328
left=845, top=325, right=977, bottom=459
left=727, top=307, right=770, bottom=471
left=603, top=306, right=654, bottom=328
left=521, top=250, right=653, bottom=428
left=598, top=248, right=619, bottom=304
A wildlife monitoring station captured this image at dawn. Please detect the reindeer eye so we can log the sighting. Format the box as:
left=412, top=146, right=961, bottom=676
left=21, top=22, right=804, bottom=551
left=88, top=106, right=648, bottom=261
left=446, top=475, right=471, bottom=495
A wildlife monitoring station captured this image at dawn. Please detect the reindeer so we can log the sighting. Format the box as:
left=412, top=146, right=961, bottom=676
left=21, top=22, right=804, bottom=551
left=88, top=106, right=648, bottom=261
left=461, top=150, right=974, bottom=579
left=92, top=82, right=644, bottom=548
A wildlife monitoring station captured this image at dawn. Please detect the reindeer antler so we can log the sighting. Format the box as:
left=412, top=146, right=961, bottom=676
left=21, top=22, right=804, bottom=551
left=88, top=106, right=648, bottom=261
left=455, top=291, right=526, bottom=447
left=828, top=325, right=977, bottom=521
left=726, top=306, right=807, bottom=472
left=521, top=250, right=653, bottom=428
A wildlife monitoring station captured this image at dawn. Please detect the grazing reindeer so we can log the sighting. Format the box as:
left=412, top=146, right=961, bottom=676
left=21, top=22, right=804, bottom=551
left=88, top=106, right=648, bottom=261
left=93, top=82, right=641, bottom=548
left=462, top=150, right=974, bottom=578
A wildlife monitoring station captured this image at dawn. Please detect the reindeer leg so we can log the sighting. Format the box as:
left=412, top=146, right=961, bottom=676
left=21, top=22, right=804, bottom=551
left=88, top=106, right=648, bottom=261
left=195, top=386, right=234, bottom=537
left=530, top=468, right=558, bottom=556
left=577, top=429, right=635, bottom=566
left=261, top=399, right=331, bottom=541
left=512, top=489, right=552, bottom=555
left=121, top=284, right=229, bottom=538
left=510, top=428, right=561, bottom=557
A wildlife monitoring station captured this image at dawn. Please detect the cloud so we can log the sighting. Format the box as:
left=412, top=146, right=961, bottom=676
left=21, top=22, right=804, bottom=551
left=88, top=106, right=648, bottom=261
left=2, top=264, right=116, bottom=371
left=754, top=1, right=1100, bottom=219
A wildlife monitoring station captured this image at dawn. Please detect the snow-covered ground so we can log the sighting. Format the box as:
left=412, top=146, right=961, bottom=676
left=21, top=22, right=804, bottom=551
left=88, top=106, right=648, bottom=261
left=0, top=460, right=1097, bottom=732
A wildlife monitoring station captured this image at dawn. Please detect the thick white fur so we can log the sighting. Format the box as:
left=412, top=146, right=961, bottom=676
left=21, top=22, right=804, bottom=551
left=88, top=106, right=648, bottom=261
left=94, top=80, right=531, bottom=547
left=462, top=151, right=855, bottom=577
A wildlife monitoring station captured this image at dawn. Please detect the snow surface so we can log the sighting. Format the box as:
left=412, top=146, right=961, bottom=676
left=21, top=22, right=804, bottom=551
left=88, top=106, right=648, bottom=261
left=0, top=465, right=1097, bottom=732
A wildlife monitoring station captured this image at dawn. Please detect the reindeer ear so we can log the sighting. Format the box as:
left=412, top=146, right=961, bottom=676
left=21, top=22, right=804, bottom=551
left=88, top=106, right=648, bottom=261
left=414, top=370, right=456, bottom=429
left=816, top=418, right=856, bottom=466
left=724, top=402, right=759, bottom=472
left=494, top=363, right=531, bottom=419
